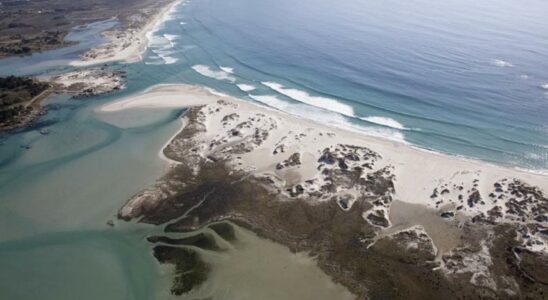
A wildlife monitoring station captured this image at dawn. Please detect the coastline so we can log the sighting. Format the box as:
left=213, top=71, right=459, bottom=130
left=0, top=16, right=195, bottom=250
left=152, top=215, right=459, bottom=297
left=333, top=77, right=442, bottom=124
left=109, top=84, right=548, bottom=298
left=158, top=117, right=185, bottom=166
left=4, top=0, right=547, bottom=299
left=70, top=0, right=182, bottom=67
left=102, top=84, right=548, bottom=196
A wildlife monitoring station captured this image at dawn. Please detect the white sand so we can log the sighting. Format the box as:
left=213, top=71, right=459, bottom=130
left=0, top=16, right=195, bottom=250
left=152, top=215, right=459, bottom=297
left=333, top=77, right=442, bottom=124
left=106, top=84, right=548, bottom=256
left=70, top=0, right=182, bottom=67
left=100, top=84, right=212, bottom=111
left=50, top=68, right=124, bottom=94
left=100, top=84, right=548, bottom=210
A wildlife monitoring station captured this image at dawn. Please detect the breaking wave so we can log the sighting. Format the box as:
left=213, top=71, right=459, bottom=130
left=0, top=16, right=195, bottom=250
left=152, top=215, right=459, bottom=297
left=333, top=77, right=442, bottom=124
left=220, top=66, right=234, bottom=74
left=236, top=84, right=256, bottom=92
left=261, top=81, right=354, bottom=117
left=360, top=116, right=406, bottom=130
left=192, top=65, right=236, bottom=82
left=249, top=94, right=405, bottom=143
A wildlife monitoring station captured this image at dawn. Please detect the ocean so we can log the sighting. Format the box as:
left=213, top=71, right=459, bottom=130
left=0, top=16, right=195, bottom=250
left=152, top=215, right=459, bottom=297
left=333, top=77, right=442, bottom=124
left=1, top=0, right=548, bottom=299
left=143, top=0, right=548, bottom=170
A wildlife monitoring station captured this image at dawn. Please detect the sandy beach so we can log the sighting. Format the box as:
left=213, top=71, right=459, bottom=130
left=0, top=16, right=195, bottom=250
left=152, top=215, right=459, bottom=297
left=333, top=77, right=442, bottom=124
left=70, top=0, right=181, bottom=67
left=106, top=84, right=548, bottom=298
left=102, top=83, right=548, bottom=213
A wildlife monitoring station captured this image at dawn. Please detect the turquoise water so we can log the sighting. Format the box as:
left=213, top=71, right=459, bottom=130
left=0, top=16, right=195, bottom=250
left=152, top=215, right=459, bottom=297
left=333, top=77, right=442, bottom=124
left=0, top=90, right=184, bottom=299
left=1, top=0, right=548, bottom=299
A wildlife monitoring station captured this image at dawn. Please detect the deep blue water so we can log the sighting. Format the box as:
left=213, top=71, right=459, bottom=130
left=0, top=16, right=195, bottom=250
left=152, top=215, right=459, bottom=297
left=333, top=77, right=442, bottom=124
left=139, top=0, right=548, bottom=170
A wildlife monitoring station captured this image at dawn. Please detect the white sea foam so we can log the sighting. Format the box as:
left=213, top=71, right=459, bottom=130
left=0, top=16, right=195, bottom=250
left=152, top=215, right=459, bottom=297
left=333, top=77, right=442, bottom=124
left=237, top=84, right=256, bottom=92
left=148, top=34, right=170, bottom=48
left=192, top=65, right=236, bottom=82
left=526, top=152, right=542, bottom=160
left=249, top=94, right=291, bottom=110
left=180, top=22, right=187, bottom=25
left=261, top=81, right=354, bottom=117
left=205, top=88, right=230, bottom=98
left=160, top=55, right=179, bottom=64
left=220, top=66, right=234, bottom=74
left=146, top=0, right=181, bottom=41
left=143, top=0, right=184, bottom=58
left=541, top=83, right=548, bottom=90
left=249, top=94, right=405, bottom=143
left=492, top=59, right=513, bottom=67
left=146, top=30, right=180, bottom=65
left=145, top=60, right=164, bottom=65
left=520, top=74, right=529, bottom=80
left=164, top=34, right=179, bottom=42
left=360, top=116, right=406, bottom=130
left=151, top=47, right=179, bottom=64
left=163, top=3, right=179, bottom=22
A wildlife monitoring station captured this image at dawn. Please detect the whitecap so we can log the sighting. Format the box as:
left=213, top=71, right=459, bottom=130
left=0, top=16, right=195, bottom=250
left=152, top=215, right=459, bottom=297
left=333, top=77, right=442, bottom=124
left=164, top=34, right=179, bottom=41
left=249, top=94, right=291, bottom=110
left=148, top=34, right=171, bottom=48
left=205, top=88, right=230, bottom=98
left=220, top=66, right=234, bottom=74
left=525, top=152, right=542, bottom=160
left=261, top=81, right=354, bottom=117
left=249, top=94, right=405, bottom=143
left=145, top=60, right=164, bottom=65
left=161, top=56, right=179, bottom=64
left=192, top=65, right=236, bottom=82
left=152, top=48, right=179, bottom=64
left=360, top=116, right=406, bottom=130
left=492, top=59, right=513, bottom=67
left=146, top=0, right=181, bottom=38
left=237, top=84, right=256, bottom=92
left=541, top=83, right=548, bottom=90
left=180, top=22, right=187, bottom=25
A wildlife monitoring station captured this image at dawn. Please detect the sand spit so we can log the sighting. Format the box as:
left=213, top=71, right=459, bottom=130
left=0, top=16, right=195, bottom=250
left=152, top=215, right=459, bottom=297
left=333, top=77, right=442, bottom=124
left=70, top=0, right=181, bottom=67
left=109, top=84, right=548, bottom=299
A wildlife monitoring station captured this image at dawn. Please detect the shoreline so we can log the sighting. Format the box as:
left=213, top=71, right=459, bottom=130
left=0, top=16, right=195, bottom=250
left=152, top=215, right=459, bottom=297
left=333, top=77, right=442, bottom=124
left=70, top=0, right=182, bottom=67
left=101, top=84, right=548, bottom=190
left=158, top=117, right=185, bottom=166
left=110, top=83, right=548, bottom=299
